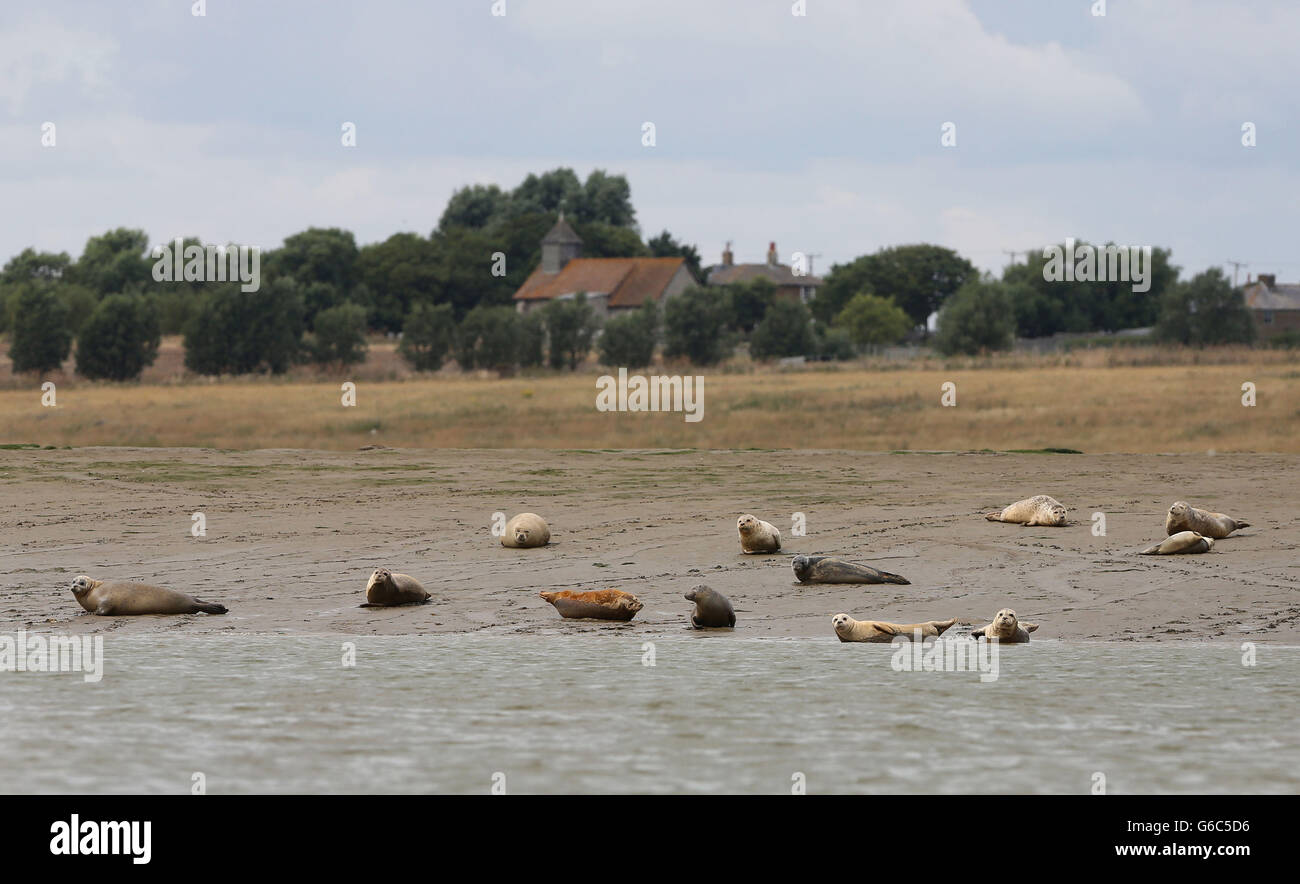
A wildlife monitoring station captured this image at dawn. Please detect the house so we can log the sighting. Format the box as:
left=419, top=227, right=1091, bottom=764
left=1243, top=274, right=1300, bottom=340
left=512, top=216, right=693, bottom=316
left=705, top=242, right=824, bottom=304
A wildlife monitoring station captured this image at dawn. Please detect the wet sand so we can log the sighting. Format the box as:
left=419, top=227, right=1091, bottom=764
left=1, top=447, right=1296, bottom=642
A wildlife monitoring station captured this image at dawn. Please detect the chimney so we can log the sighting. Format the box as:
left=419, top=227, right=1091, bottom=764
left=766, top=241, right=777, bottom=266
left=722, top=241, right=733, bottom=267
left=1257, top=273, right=1276, bottom=289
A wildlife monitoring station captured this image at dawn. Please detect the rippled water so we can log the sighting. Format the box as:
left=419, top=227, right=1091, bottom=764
left=1, top=635, right=1296, bottom=794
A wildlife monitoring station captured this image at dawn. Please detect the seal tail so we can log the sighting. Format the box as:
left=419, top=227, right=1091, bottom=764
left=983, top=512, right=1002, bottom=522
left=1234, top=520, right=1250, bottom=530
left=880, top=571, right=910, bottom=585
left=1137, top=542, right=1160, bottom=555
left=197, top=602, right=228, bottom=615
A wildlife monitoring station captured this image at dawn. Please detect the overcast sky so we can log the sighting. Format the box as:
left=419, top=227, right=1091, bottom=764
left=1, top=0, right=1296, bottom=280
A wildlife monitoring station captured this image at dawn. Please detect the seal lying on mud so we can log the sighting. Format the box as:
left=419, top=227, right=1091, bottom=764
left=737, top=514, right=781, bottom=553
left=831, top=613, right=957, bottom=643
left=984, top=495, right=1067, bottom=527
left=1165, top=501, right=1248, bottom=539
left=1139, top=531, right=1214, bottom=555
left=540, top=589, right=643, bottom=621
left=360, top=568, right=431, bottom=607
left=970, top=608, right=1038, bottom=643
left=502, top=513, right=550, bottom=548
left=70, top=576, right=227, bottom=616
left=685, top=585, right=735, bottom=628
left=792, top=555, right=910, bottom=585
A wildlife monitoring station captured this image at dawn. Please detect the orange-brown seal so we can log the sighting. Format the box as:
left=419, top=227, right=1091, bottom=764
left=1165, top=501, right=1248, bottom=539
left=831, top=614, right=957, bottom=643
left=737, top=514, right=781, bottom=553
left=71, top=575, right=227, bottom=616
left=540, top=589, right=642, bottom=621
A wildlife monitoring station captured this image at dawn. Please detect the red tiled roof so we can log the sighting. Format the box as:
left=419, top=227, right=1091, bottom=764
left=513, top=257, right=685, bottom=306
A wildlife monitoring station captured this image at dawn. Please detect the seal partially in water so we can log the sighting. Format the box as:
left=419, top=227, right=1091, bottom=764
left=792, top=555, right=910, bottom=585
left=831, top=613, right=957, bottom=643
left=1139, top=531, right=1214, bottom=555
left=361, top=568, right=431, bottom=607
left=737, top=514, right=781, bottom=553
left=540, top=589, right=643, bottom=621
left=1165, top=501, right=1248, bottom=539
left=984, top=495, right=1067, bottom=527
left=70, top=576, right=227, bottom=616
left=685, top=585, right=735, bottom=628
left=970, top=608, right=1038, bottom=643
left=502, top=513, right=550, bottom=548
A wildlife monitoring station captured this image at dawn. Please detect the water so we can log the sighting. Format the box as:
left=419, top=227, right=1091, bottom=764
left=1, top=635, right=1296, bottom=794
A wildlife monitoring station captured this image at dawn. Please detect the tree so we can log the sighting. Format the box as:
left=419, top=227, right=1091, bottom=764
left=508, top=168, right=583, bottom=218
left=573, top=169, right=637, bottom=227
left=571, top=221, right=648, bottom=259
left=598, top=300, right=658, bottom=367
left=518, top=311, right=545, bottom=368
left=833, top=292, right=912, bottom=352
left=647, top=230, right=703, bottom=282
left=75, top=294, right=160, bottom=381
left=815, top=244, right=976, bottom=330
left=542, top=293, right=600, bottom=370
left=308, top=302, right=369, bottom=369
left=664, top=286, right=732, bottom=365
left=1154, top=268, right=1256, bottom=346
left=438, top=184, right=511, bottom=231
left=72, top=228, right=152, bottom=296
left=7, top=286, right=72, bottom=374
left=750, top=299, right=816, bottom=360
left=357, top=233, right=441, bottom=333
left=398, top=302, right=455, bottom=371
left=723, top=277, right=776, bottom=334
left=455, top=305, right=521, bottom=372
left=812, top=323, right=857, bottom=361
left=183, top=280, right=305, bottom=375
left=2, top=248, right=72, bottom=283
left=263, top=228, right=359, bottom=324
left=933, top=280, right=1017, bottom=356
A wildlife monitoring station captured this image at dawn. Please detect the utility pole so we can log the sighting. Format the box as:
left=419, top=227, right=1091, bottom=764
left=805, top=253, right=823, bottom=277
left=1002, top=249, right=1020, bottom=268
left=1226, top=260, right=1248, bottom=286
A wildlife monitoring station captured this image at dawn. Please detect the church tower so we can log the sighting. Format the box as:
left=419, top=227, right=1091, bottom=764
left=540, top=212, right=582, bottom=274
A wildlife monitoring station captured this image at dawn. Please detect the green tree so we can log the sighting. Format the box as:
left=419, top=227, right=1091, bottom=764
left=398, top=302, right=455, bottom=371
left=75, top=294, right=160, bottom=380
left=647, top=230, right=703, bottom=282
left=72, top=228, right=152, bottom=296
left=308, top=302, right=369, bottom=369
left=438, top=184, right=511, bottom=231
left=2, top=248, right=72, bottom=283
left=664, top=286, right=732, bottom=366
left=263, top=228, right=358, bottom=324
left=933, top=280, right=1017, bottom=356
left=7, top=286, right=72, bottom=374
left=518, top=311, right=545, bottom=368
left=356, top=233, right=441, bottom=332
left=542, top=293, right=600, bottom=370
left=1154, top=268, right=1256, bottom=346
left=812, top=323, right=857, bottom=361
left=815, top=244, right=976, bottom=330
left=724, top=277, right=776, bottom=334
left=455, top=305, right=521, bottom=372
left=750, top=299, right=816, bottom=360
left=833, top=292, right=912, bottom=352
left=598, top=300, right=658, bottom=367
left=183, top=280, right=305, bottom=375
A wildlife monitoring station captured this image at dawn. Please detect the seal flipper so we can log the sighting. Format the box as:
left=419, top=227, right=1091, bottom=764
left=879, top=570, right=910, bottom=585
left=933, top=618, right=958, bottom=635
left=1137, top=542, right=1161, bottom=555
left=1024, top=623, right=1039, bottom=633
left=195, top=602, right=227, bottom=615
left=970, top=627, right=986, bottom=639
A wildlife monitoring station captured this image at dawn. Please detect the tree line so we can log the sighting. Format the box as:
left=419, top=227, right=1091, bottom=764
left=1, top=168, right=1265, bottom=378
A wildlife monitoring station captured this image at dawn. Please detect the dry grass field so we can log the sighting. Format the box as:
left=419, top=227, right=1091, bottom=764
left=0, top=337, right=1296, bottom=451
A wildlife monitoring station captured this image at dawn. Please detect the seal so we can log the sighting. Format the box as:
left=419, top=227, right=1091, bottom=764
left=984, top=495, right=1067, bottom=527
left=831, top=613, right=957, bottom=643
left=540, top=589, right=643, bottom=621
left=1165, top=501, right=1248, bottom=539
left=684, top=584, right=735, bottom=628
left=70, top=575, right=227, bottom=616
left=792, top=555, right=910, bottom=585
left=501, top=512, right=550, bottom=548
left=1139, top=531, right=1214, bottom=555
left=360, top=568, right=431, bottom=607
left=737, top=514, right=781, bottom=553
left=970, top=608, right=1038, bottom=643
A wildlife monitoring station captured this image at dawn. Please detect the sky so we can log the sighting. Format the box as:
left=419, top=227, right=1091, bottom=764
left=1, top=0, right=1296, bottom=281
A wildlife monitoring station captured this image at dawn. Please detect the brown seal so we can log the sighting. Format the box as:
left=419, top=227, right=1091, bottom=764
left=360, top=568, right=431, bottom=606
left=737, top=514, right=781, bottom=553
left=792, top=555, right=909, bottom=585
left=970, top=608, right=1038, bottom=643
left=685, top=585, right=735, bottom=628
left=540, top=589, right=643, bottom=621
left=502, top=512, right=551, bottom=548
left=831, top=613, right=957, bottom=643
left=70, top=575, right=227, bottom=616
left=1165, top=501, right=1248, bottom=539
left=984, top=495, right=1067, bottom=527
left=1139, top=531, right=1214, bottom=555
